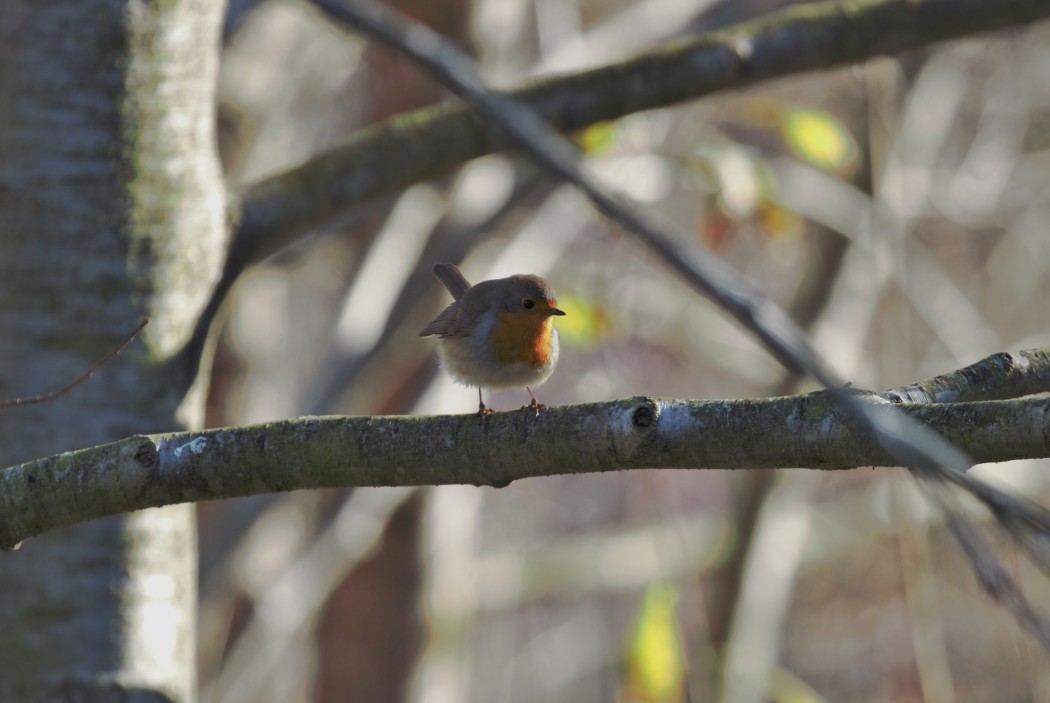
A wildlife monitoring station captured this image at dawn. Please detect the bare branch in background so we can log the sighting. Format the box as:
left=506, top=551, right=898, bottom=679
left=180, top=0, right=1050, bottom=376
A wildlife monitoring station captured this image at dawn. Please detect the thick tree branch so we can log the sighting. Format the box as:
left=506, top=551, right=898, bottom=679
left=885, top=348, right=1050, bottom=403
left=3, top=380, right=1050, bottom=549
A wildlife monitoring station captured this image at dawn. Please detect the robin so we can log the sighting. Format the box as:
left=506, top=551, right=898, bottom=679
left=420, top=262, right=566, bottom=414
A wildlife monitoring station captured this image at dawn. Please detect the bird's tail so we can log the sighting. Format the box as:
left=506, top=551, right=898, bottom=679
left=432, top=262, right=472, bottom=301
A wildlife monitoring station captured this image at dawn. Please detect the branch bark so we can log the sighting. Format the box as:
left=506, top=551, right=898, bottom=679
left=4, top=348, right=1049, bottom=550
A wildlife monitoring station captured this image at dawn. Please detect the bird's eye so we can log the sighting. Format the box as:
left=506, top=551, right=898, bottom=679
left=522, top=298, right=535, bottom=309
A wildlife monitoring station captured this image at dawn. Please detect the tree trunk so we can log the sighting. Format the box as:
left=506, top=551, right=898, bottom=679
left=0, top=2, right=226, bottom=700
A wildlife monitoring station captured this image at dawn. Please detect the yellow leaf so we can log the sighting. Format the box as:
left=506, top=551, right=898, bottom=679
left=552, top=295, right=610, bottom=349
left=770, top=666, right=828, bottom=703
left=782, top=108, right=859, bottom=176
left=621, top=583, right=685, bottom=703
left=578, top=121, right=618, bottom=156
left=757, top=200, right=804, bottom=240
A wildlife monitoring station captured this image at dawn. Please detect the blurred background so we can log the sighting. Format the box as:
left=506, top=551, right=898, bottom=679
left=197, top=0, right=1050, bottom=701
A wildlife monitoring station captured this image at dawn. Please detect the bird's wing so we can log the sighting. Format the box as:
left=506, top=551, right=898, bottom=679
left=419, top=302, right=470, bottom=338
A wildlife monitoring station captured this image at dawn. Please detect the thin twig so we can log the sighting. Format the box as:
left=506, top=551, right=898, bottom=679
left=0, top=318, right=149, bottom=409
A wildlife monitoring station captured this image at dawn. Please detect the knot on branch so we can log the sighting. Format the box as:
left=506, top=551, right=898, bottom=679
left=606, top=397, right=660, bottom=464
left=629, top=398, right=659, bottom=440
left=133, top=439, right=159, bottom=469
left=632, top=401, right=657, bottom=431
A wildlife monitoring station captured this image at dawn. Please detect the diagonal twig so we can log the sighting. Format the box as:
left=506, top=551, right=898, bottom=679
left=0, top=318, right=149, bottom=409
left=306, top=0, right=1050, bottom=646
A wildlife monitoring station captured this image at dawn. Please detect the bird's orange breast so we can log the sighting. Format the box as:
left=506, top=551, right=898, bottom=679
left=488, top=313, right=554, bottom=368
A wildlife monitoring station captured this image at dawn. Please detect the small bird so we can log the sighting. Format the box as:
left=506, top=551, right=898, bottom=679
left=420, top=262, right=566, bottom=415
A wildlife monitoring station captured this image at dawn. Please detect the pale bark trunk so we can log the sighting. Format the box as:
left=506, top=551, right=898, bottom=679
left=0, top=2, right=226, bottom=700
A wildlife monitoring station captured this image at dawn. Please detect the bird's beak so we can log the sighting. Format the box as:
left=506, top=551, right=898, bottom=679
left=549, top=307, right=566, bottom=316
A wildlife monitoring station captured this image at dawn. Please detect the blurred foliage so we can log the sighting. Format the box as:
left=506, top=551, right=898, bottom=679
left=781, top=107, right=859, bottom=176
left=769, top=667, right=827, bottom=703
left=693, top=143, right=805, bottom=247
left=579, top=120, right=620, bottom=156
left=554, top=293, right=612, bottom=349
left=620, top=583, right=686, bottom=703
